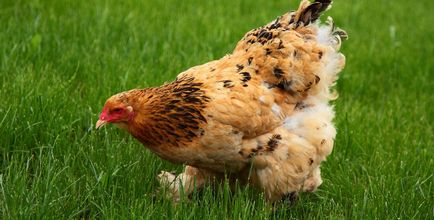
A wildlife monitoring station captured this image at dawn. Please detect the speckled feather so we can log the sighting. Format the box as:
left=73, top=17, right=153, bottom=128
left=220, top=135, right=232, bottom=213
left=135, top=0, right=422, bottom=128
left=101, top=0, right=347, bottom=202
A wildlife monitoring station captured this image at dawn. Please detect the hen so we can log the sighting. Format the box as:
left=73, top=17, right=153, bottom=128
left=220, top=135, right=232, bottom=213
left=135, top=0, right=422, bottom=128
left=96, top=0, right=347, bottom=203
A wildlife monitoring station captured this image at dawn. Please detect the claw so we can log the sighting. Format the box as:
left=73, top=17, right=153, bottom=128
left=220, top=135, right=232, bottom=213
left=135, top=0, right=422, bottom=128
left=157, top=171, right=176, bottom=187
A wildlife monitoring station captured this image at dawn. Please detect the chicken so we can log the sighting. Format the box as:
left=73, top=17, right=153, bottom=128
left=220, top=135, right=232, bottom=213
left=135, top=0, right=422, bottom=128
left=96, top=0, right=347, bottom=203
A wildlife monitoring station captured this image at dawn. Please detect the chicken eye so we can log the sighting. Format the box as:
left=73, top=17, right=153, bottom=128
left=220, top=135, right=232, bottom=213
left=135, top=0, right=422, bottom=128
left=112, top=108, right=123, bottom=114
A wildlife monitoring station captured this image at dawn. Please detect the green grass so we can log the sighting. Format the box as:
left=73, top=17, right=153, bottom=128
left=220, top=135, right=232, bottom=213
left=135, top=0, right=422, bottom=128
left=1, top=0, right=433, bottom=219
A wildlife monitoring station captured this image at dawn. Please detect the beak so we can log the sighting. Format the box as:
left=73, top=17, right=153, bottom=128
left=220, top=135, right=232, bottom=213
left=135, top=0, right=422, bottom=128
left=95, top=120, right=108, bottom=129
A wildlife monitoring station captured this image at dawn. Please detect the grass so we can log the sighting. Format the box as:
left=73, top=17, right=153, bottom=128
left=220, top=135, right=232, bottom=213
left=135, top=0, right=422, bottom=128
left=0, top=0, right=433, bottom=219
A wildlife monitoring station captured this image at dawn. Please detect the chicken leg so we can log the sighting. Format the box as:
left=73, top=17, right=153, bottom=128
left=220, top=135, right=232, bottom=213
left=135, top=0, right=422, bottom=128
left=157, top=166, right=214, bottom=201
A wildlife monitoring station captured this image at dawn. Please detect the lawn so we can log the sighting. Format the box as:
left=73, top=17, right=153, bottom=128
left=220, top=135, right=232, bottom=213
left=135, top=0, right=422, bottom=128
left=0, top=0, right=433, bottom=219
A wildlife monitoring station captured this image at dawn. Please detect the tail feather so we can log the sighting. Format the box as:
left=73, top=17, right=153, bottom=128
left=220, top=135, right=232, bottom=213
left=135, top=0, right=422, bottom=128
left=317, top=17, right=348, bottom=50
left=233, top=0, right=347, bottom=100
left=294, top=0, right=332, bottom=28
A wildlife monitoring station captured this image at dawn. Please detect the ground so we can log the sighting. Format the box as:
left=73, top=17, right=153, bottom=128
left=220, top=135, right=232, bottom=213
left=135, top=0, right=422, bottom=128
left=0, top=0, right=433, bottom=219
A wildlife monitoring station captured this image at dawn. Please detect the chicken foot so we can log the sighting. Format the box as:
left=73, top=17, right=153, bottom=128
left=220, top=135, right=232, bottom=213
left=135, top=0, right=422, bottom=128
left=157, top=165, right=213, bottom=202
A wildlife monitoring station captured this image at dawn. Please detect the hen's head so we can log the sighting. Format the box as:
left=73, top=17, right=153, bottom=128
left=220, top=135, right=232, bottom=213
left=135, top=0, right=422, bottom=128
left=96, top=93, right=136, bottom=129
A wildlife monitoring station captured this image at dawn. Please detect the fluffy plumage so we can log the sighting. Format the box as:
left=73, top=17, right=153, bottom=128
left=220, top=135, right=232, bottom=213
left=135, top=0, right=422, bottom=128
left=97, top=0, right=347, bottom=203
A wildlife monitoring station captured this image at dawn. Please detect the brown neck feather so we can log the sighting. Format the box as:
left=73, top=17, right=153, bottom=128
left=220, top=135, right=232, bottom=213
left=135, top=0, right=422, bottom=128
left=125, top=76, right=210, bottom=148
